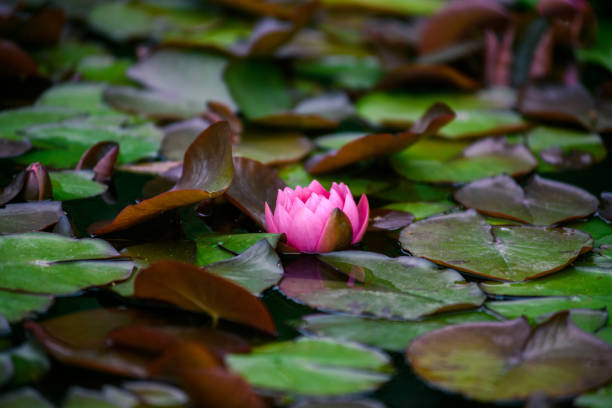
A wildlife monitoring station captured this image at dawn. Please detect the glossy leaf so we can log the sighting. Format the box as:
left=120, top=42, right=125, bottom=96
left=0, top=202, right=64, bottom=235
left=0, top=291, right=53, bottom=323
left=383, top=201, right=455, bottom=220
left=50, top=170, right=107, bottom=201
left=134, top=260, right=276, bottom=335
left=93, top=122, right=233, bottom=234
left=390, top=138, right=537, bottom=183
left=280, top=252, right=485, bottom=319
left=400, top=210, right=593, bottom=281
left=0, top=232, right=133, bottom=294
left=75, top=141, right=119, bottom=181
left=233, top=129, right=313, bottom=166
left=225, top=157, right=286, bottom=228
left=305, top=103, right=455, bottom=174
left=406, top=312, right=612, bottom=402
left=454, top=175, right=599, bottom=225
left=368, top=209, right=414, bottom=231
left=298, top=311, right=498, bottom=352
left=193, top=232, right=281, bottom=265
left=227, top=337, right=390, bottom=396
left=128, top=49, right=235, bottom=110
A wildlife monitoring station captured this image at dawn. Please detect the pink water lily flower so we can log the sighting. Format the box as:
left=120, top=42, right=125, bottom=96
left=265, top=180, right=369, bottom=252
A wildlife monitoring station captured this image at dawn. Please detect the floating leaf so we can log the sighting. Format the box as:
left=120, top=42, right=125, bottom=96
left=298, top=311, right=498, bottom=352
left=600, top=192, right=612, bottom=221
left=25, top=308, right=164, bottom=378
left=390, top=138, right=537, bottom=183
left=134, top=260, right=276, bottom=335
left=454, top=175, right=599, bottom=225
left=93, top=122, right=233, bottom=234
left=128, top=49, right=235, bottom=110
left=227, top=337, right=390, bottom=396
left=357, top=91, right=526, bottom=139
left=383, top=201, right=455, bottom=220
left=527, top=126, right=607, bottom=172
left=161, top=117, right=209, bottom=161
left=233, top=130, right=313, bottom=166
left=0, top=341, right=50, bottom=388
left=400, top=210, right=592, bottom=281
left=104, top=86, right=206, bottom=120
left=305, top=103, right=455, bottom=174
left=193, top=233, right=281, bottom=265
left=0, top=139, right=31, bottom=158
left=406, top=312, right=612, bottom=402
left=75, top=141, right=119, bottom=181
left=0, top=291, right=53, bottom=324
left=0, top=232, right=133, bottom=294
left=279, top=252, right=485, bottom=319
left=20, top=120, right=163, bottom=168
left=50, top=170, right=107, bottom=201
left=36, top=83, right=121, bottom=117
left=320, top=0, right=444, bottom=15
left=0, top=202, right=64, bottom=235
left=0, top=388, right=53, bottom=408
left=225, top=157, right=286, bottom=228
left=294, top=55, right=383, bottom=90
left=576, top=384, right=612, bottom=408
left=0, top=106, right=79, bottom=140
left=204, top=240, right=283, bottom=295
left=368, top=209, right=414, bottom=231
left=486, top=299, right=608, bottom=332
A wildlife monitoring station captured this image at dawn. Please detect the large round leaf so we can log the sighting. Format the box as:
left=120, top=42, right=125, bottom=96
left=0, top=202, right=64, bottom=235
left=356, top=91, right=526, bottom=139
left=279, top=251, right=485, bottom=319
left=454, top=175, right=599, bottom=225
left=50, top=170, right=107, bottom=201
left=390, top=138, right=537, bottom=183
left=400, top=210, right=593, bottom=281
left=226, top=337, right=390, bottom=396
left=406, top=312, right=612, bottom=402
left=0, top=232, right=134, bottom=294
left=0, top=106, right=79, bottom=140
left=299, top=311, right=498, bottom=352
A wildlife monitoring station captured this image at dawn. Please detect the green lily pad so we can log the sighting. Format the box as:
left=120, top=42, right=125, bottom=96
left=233, top=130, right=314, bottom=166
left=104, top=86, right=206, bottom=120
left=279, top=251, right=485, bottom=319
left=0, top=232, right=134, bottom=295
left=321, top=0, right=444, bottom=15
left=454, top=175, right=599, bottom=225
left=571, top=218, right=612, bottom=247
left=225, top=60, right=292, bottom=120
left=204, top=240, right=283, bottom=295
left=63, top=386, right=132, bottom=408
left=400, top=210, right=593, bottom=281
left=576, top=384, right=612, bottom=408
left=50, top=170, right=107, bottom=201
left=226, top=337, right=390, bottom=396
left=36, top=83, right=123, bottom=118
left=0, top=341, right=50, bottom=388
left=0, top=106, right=80, bottom=140
left=192, top=233, right=281, bottom=266
left=122, top=382, right=189, bottom=407
left=372, top=180, right=450, bottom=202
left=384, top=201, right=456, bottom=220
left=0, top=291, right=53, bottom=323
left=406, top=312, right=612, bottom=402
left=527, top=126, right=607, bottom=172
left=77, top=55, right=131, bottom=85
left=356, top=91, right=526, bottom=139
left=128, top=49, right=235, bottom=110
left=487, top=298, right=608, bottom=332
left=298, top=311, right=499, bottom=352
left=480, top=256, right=612, bottom=310
left=390, top=138, right=537, bottom=183
left=87, top=2, right=161, bottom=42
left=20, top=120, right=163, bottom=167
left=0, top=388, right=53, bottom=408
left=294, top=56, right=383, bottom=90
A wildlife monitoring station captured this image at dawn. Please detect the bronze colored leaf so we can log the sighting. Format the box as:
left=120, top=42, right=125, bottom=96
left=75, top=141, right=119, bottom=181
left=134, top=260, right=276, bottom=335
left=306, top=103, right=455, bottom=174
left=225, top=157, right=286, bottom=228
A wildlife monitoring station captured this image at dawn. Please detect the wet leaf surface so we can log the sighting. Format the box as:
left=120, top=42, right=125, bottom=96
left=0, top=202, right=64, bottom=235
left=390, top=138, right=537, bottom=183
left=134, top=260, right=276, bottom=335
left=280, top=252, right=485, bottom=319
left=227, top=337, right=391, bottom=396
left=454, top=175, right=599, bottom=225
left=407, top=312, right=612, bottom=402
left=0, top=232, right=133, bottom=294
left=400, top=210, right=593, bottom=281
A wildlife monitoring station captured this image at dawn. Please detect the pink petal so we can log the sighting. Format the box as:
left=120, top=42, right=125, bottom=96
left=342, top=193, right=360, bottom=237
left=286, top=206, right=322, bottom=252
left=313, top=197, right=335, bottom=222
left=307, top=179, right=328, bottom=197
left=304, top=193, right=322, bottom=212
left=328, top=188, right=344, bottom=209
left=275, top=204, right=292, bottom=234
left=353, top=194, right=370, bottom=244
left=265, top=202, right=278, bottom=233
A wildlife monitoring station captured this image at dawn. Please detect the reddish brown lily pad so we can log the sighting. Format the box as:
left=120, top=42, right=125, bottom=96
left=92, top=122, right=233, bottom=235
left=406, top=312, right=612, bottom=402
left=134, top=260, right=276, bottom=335
left=75, top=141, right=119, bottom=181
left=0, top=138, right=31, bottom=158
left=368, top=209, right=414, bottom=231
left=305, top=103, right=455, bottom=174
left=400, top=210, right=593, bottom=281
left=0, top=201, right=64, bottom=235
left=225, top=157, right=286, bottom=228
left=378, top=65, right=479, bottom=91
left=454, top=175, right=599, bottom=225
